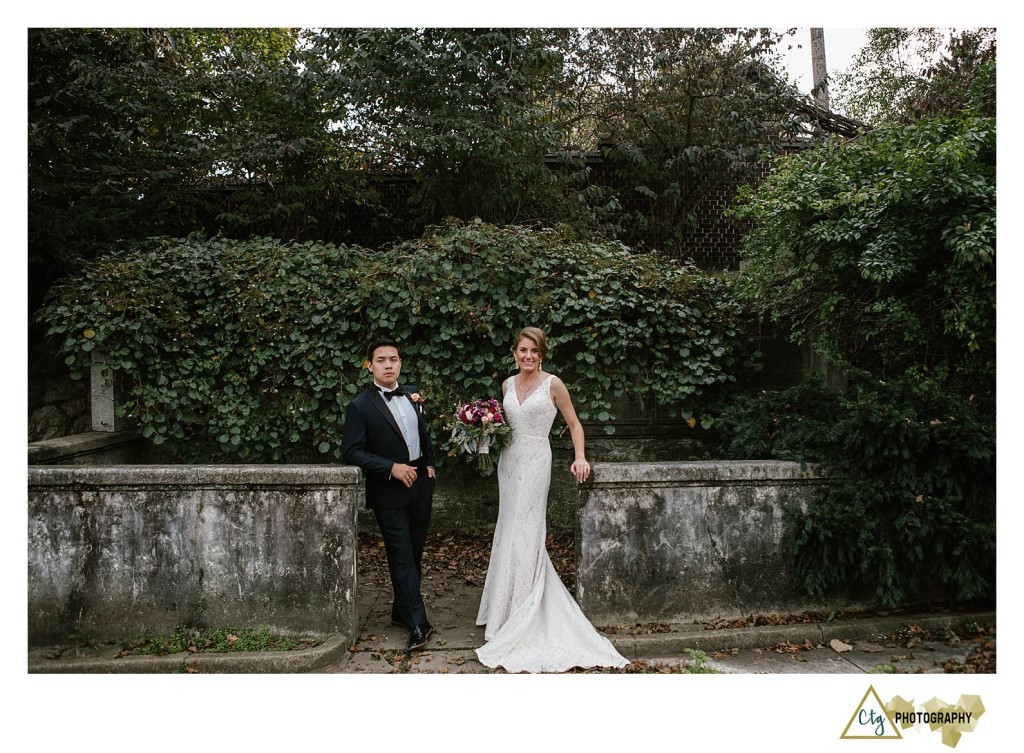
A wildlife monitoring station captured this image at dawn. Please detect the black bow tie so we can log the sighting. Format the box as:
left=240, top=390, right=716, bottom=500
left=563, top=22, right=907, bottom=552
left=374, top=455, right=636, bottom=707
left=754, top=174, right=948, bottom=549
left=380, top=387, right=405, bottom=401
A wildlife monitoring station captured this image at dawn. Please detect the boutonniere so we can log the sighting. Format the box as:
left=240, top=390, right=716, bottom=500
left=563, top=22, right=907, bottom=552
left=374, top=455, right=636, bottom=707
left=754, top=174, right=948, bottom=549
left=409, top=392, right=426, bottom=412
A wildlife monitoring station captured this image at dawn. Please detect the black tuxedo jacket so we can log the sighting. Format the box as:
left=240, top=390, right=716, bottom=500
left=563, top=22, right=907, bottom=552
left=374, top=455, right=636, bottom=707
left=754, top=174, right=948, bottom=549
left=341, top=383, right=435, bottom=510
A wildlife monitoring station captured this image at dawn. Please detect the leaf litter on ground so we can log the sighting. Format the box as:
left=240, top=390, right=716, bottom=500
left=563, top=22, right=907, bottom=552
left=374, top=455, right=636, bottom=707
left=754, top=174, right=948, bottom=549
left=357, top=531, right=995, bottom=673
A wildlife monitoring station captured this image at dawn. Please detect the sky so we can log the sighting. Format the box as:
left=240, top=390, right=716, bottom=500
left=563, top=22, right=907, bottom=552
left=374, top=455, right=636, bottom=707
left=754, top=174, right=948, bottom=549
left=778, top=27, right=868, bottom=95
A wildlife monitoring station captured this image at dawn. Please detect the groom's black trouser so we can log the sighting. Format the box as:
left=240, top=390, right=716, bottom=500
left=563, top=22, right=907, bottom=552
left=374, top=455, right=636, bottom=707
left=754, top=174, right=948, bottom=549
left=373, top=474, right=432, bottom=630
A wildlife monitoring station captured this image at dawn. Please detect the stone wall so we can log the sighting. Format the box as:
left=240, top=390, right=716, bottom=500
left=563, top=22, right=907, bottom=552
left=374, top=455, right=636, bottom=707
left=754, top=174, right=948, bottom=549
left=27, top=465, right=361, bottom=645
left=27, top=430, right=707, bottom=534
left=576, top=461, right=872, bottom=624
left=422, top=434, right=712, bottom=533
left=28, top=459, right=865, bottom=644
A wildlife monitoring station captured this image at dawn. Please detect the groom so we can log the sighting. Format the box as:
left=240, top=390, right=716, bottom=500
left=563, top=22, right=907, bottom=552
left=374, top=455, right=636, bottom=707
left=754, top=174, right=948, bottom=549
left=342, top=337, right=436, bottom=650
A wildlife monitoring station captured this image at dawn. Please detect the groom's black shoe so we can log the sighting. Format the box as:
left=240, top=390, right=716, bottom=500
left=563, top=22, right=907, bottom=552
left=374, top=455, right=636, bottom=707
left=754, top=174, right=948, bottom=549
left=407, top=623, right=433, bottom=651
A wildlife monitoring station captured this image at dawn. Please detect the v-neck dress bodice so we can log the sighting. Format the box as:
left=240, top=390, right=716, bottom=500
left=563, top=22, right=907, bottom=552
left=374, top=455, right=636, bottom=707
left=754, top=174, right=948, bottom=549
left=508, top=374, right=557, bottom=438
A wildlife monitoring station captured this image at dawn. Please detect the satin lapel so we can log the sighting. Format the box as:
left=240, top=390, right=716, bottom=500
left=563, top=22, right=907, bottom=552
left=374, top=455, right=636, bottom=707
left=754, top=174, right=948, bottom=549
left=367, top=388, right=405, bottom=441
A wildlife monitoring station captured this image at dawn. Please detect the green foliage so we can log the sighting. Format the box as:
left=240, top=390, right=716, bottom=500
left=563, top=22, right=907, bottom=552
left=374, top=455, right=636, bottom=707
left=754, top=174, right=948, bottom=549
left=712, top=375, right=844, bottom=461
left=123, top=625, right=320, bottom=655
left=917, top=31, right=996, bottom=119
left=560, top=28, right=805, bottom=254
left=732, top=116, right=995, bottom=386
left=717, top=372, right=995, bottom=607
left=28, top=27, right=366, bottom=312
left=832, top=28, right=996, bottom=124
left=831, top=28, right=948, bottom=123
left=683, top=648, right=717, bottom=674
left=724, top=109, right=995, bottom=609
left=303, top=28, right=575, bottom=228
left=40, top=221, right=755, bottom=462
left=28, top=26, right=812, bottom=315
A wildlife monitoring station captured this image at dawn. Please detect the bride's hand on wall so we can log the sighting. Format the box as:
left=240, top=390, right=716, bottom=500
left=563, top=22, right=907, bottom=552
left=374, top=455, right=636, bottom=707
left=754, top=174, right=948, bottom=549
left=571, top=459, right=590, bottom=483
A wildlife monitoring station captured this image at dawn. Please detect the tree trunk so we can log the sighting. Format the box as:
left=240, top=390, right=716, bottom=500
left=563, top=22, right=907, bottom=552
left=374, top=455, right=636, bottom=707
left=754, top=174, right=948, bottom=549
left=810, top=28, right=830, bottom=110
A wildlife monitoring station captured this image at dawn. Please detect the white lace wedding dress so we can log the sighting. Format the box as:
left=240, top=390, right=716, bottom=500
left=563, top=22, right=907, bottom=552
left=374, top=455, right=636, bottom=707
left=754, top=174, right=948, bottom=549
left=475, top=374, right=629, bottom=673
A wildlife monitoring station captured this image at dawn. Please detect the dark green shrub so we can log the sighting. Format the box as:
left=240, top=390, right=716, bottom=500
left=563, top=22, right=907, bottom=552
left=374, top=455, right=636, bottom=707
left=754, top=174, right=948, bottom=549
left=725, top=113, right=995, bottom=608
left=717, top=371, right=995, bottom=606
left=732, top=116, right=995, bottom=387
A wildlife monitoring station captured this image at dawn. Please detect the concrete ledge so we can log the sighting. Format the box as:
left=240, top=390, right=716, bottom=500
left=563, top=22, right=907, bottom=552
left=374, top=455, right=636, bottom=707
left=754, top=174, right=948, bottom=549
left=29, top=636, right=350, bottom=674
left=577, top=460, right=861, bottom=625
left=29, top=464, right=363, bottom=487
left=29, top=612, right=995, bottom=673
left=611, top=611, right=996, bottom=658
left=28, top=465, right=363, bottom=645
left=588, top=459, right=825, bottom=486
left=28, top=431, right=143, bottom=465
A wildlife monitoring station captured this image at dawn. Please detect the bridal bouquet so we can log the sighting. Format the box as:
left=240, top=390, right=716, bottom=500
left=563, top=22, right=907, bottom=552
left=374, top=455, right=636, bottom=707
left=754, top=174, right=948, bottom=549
left=445, top=397, right=512, bottom=475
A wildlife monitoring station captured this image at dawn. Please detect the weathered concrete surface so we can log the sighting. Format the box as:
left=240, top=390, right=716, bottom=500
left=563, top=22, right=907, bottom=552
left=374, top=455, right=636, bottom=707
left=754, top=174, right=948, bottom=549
left=577, top=460, right=869, bottom=624
left=27, top=430, right=711, bottom=532
left=28, top=431, right=155, bottom=466
left=27, top=465, right=361, bottom=645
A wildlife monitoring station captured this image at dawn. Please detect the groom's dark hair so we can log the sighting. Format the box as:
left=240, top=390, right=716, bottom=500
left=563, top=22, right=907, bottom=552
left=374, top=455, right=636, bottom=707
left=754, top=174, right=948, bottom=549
left=367, top=337, right=402, bottom=361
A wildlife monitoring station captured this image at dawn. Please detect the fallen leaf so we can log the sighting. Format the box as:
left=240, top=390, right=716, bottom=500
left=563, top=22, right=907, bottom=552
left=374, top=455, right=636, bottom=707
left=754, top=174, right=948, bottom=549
left=773, top=641, right=807, bottom=654
left=830, top=639, right=853, bottom=653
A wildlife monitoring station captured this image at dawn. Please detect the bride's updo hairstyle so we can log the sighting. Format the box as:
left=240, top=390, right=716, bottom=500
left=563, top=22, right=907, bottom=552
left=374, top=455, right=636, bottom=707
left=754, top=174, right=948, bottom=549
left=512, top=326, right=549, bottom=360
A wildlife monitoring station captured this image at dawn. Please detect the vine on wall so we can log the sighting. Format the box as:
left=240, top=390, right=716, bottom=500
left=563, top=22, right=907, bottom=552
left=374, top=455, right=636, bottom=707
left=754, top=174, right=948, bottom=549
left=40, top=221, right=757, bottom=462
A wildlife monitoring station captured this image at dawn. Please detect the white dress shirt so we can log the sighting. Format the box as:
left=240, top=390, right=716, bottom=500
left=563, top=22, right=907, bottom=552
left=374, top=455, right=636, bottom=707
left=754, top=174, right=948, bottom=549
left=374, top=381, right=421, bottom=461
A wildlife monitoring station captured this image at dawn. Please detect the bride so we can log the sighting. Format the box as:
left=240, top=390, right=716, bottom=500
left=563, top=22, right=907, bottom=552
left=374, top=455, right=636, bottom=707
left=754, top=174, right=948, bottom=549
left=475, top=327, right=629, bottom=673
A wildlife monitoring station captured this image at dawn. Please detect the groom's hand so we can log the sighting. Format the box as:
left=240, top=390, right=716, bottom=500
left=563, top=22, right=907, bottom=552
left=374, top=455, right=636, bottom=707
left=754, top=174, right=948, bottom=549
left=391, top=463, right=418, bottom=488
